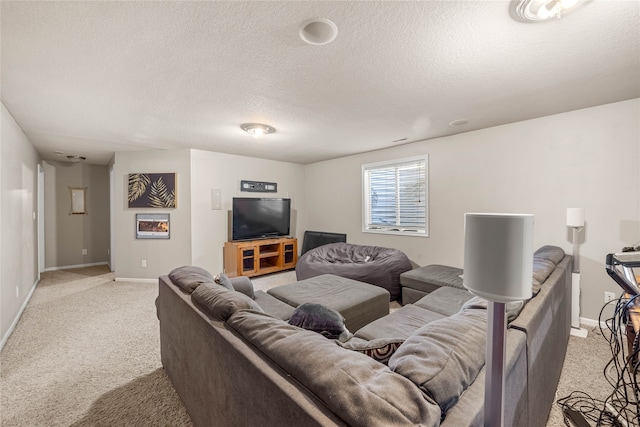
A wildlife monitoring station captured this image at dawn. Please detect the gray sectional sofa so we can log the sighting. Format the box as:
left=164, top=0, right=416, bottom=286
left=156, top=245, right=571, bottom=427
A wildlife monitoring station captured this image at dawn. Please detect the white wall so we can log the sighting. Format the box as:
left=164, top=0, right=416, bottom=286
left=113, top=149, right=193, bottom=280
left=304, top=99, right=640, bottom=321
left=1, top=103, right=40, bottom=346
left=114, top=148, right=306, bottom=279
left=190, top=149, right=306, bottom=274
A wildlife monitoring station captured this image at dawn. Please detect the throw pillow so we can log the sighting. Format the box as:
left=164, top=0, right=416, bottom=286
left=337, top=337, right=405, bottom=364
left=214, top=273, right=234, bottom=290
left=192, top=283, right=263, bottom=321
left=288, top=303, right=352, bottom=342
left=168, top=265, right=215, bottom=294
left=388, top=308, right=487, bottom=414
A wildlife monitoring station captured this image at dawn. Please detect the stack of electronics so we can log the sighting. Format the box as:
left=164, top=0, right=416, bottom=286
left=560, top=244, right=640, bottom=427
left=606, top=245, right=640, bottom=297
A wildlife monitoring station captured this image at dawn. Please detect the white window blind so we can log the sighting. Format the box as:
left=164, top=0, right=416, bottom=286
left=362, top=155, right=428, bottom=236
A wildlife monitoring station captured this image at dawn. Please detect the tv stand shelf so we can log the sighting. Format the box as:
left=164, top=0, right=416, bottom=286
left=224, top=237, right=298, bottom=278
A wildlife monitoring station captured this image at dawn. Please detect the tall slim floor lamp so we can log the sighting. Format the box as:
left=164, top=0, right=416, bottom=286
left=464, top=213, right=534, bottom=427
left=567, top=208, right=588, bottom=338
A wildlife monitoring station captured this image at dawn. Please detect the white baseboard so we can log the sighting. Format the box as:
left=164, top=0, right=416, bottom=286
left=570, top=327, right=589, bottom=338
left=114, top=277, right=156, bottom=283
left=0, top=278, right=38, bottom=352
left=44, top=261, right=109, bottom=271
left=579, top=316, right=609, bottom=329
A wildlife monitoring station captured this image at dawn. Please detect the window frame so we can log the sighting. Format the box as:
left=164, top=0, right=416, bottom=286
left=361, top=154, right=429, bottom=237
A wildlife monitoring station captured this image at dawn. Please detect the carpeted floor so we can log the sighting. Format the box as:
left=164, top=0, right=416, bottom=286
left=0, top=267, right=627, bottom=426
left=0, top=266, right=191, bottom=427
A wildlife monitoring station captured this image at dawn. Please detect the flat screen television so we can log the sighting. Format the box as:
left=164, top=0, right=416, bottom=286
left=232, top=197, right=291, bottom=241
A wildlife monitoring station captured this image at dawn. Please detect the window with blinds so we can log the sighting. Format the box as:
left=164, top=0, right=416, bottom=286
left=362, top=155, right=428, bottom=236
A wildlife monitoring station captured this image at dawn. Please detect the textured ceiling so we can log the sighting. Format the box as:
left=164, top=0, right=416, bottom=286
left=2, top=1, right=639, bottom=165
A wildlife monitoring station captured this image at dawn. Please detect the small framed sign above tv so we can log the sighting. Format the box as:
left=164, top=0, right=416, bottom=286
left=240, top=180, right=277, bottom=193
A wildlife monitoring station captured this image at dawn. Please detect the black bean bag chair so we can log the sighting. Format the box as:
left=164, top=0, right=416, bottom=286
left=295, top=242, right=412, bottom=301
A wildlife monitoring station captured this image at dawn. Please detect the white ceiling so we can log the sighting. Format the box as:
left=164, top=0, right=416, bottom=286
left=2, top=1, right=639, bottom=165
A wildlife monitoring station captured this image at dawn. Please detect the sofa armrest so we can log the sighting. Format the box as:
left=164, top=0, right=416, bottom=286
left=230, top=276, right=255, bottom=299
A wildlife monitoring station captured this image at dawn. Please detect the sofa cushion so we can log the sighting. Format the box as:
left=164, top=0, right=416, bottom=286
left=355, top=304, right=445, bottom=341
left=337, top=337, right=405, bottom=364
left=534, top=245, right=565, bottom=265
left=531, top=258, right=556, bottom=290
left=228, top=275, right=255, bottom=298
left=168, top=265, right=215, bottom=293
left=227, top=310, right=443, bottom=426
left=414, top=287, right=474, bottom=316
left=531, top=245, right=565, bottom=295
left=388, top=308, right=487, bottom=413
left=461, top=296, right=525, bottom=322
left=399, top=264, right=464, bottom=293
left=191, top=283, right=263, bottom=321
left=288, top=303, right=352, bottom=342
left=253, top=290, right=295, bottom=320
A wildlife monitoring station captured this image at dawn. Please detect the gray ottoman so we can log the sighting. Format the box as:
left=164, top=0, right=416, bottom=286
left=267, top=274, right=390, bottom=332
left=400, top=264, right=464, bottom=305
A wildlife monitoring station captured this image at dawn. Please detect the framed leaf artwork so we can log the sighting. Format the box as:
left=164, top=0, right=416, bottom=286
left=128, top=173, right=177, bottom=208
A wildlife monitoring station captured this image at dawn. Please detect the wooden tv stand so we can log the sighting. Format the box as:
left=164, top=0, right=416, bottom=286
left=224, top=237, right=298, bottom=278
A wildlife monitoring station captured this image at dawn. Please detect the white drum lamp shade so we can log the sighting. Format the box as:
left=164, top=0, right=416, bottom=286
left=566, top=208, right=585, bottom=228
left=463, top=213, right=534, bottom=302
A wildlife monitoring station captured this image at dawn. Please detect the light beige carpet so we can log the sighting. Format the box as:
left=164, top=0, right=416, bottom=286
left=0, top=267, right=622, bottom=426
left=0, top=266, right=191, bottom=427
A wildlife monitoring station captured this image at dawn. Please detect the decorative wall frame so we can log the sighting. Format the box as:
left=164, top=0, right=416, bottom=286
left=136, top=213, right=170, bottom=239
left=128, top=173, right=176, bottom=208
left=69, top=187, right=87, bottom=215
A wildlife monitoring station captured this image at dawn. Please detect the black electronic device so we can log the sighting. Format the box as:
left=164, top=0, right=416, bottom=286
left=605, top=252, right=640, bottom=296
left=231, top=197, right=291, bottom=241
left=300, top=231, right=347, bottom=255
left=563, top=407, right=592, bottom=427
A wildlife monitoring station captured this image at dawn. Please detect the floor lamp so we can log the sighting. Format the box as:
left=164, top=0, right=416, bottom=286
left=567, top=208, right=588, bottom=338
left=464, top=213, right=534, bottom=427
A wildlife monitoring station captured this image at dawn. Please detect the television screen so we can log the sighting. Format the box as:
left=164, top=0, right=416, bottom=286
left=232, top=197, right=291, bottom=241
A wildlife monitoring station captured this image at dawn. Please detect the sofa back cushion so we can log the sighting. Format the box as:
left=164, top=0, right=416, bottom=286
left=168, top=265, right=215, bottom=293
left=227, top=310, right=442, bottom=427
left=388, top=308, right=487, bottom=414
left=191, top=283, right=263, bottom=321
left=531, top=246, right=565, bottom=294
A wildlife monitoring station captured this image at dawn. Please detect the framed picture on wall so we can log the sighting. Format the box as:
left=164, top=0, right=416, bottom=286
left=135, top=213, right=170, bottom=239
left=128, top=173, right=176, bottom=208
left=69, top=187, right=87, bottom=215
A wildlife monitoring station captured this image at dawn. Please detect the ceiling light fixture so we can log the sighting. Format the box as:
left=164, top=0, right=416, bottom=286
left=240, top=123, right=276, bottom=138
left=66, top=155, right=86, bottom=162
left=513, top=0, right=589, bottom=22
left=299, top=18, right=338, bottom=45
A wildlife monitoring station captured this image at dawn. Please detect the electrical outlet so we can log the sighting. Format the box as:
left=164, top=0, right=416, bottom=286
left=141, top=259, right=147, bottom=268
left=604, top=291, right=616, bottom=303
left=82, top=249, right=87, bottom=255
